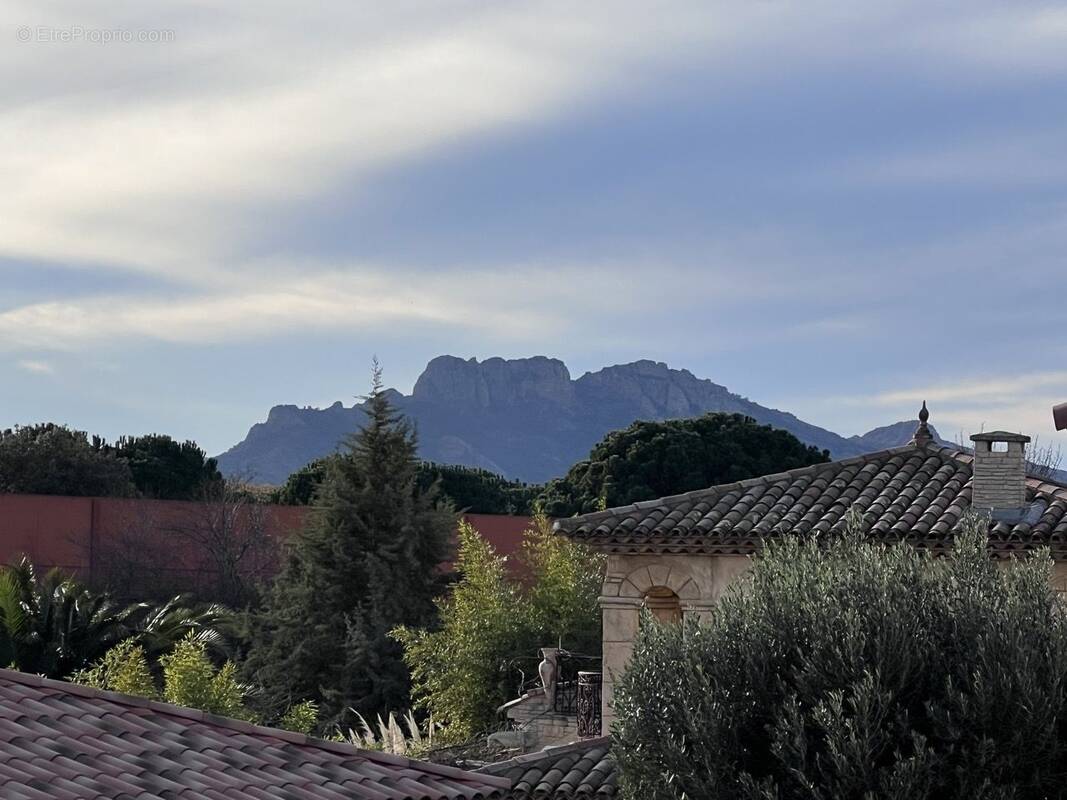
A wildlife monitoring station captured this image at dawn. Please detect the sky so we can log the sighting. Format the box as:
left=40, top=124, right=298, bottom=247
left=3, top=0, right=1067, bottom=457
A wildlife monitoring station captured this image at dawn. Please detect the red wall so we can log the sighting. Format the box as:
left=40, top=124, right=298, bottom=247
left=0, top=494, right=533, bottom=589
left=0, top=493, right=308, bottom=583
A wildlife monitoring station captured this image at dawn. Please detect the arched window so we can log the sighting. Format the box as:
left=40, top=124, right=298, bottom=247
left=643, top=586, right=682, bottom=624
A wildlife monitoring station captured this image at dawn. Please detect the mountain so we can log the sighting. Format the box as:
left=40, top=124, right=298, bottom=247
left=216, top=356, right=946, bottom=485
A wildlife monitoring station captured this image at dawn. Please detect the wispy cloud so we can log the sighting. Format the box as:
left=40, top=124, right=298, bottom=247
left=16, top=359, right=55, bottom=375
left=0, top=1, right=740, bottom=276
left=838, top=372, right=1067, bottom=441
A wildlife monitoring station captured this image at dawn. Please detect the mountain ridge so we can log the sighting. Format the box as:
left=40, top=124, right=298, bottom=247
left=216, top=355, right=946, bottom=484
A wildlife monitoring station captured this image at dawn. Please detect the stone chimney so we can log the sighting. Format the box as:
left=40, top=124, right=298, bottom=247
left=969, top=431, right=1031, bottom=519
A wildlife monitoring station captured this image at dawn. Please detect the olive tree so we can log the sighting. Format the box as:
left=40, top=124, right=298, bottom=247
left=614, top=514, right=1067, bottom=800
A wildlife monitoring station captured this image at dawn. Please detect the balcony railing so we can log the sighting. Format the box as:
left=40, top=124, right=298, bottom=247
left=550, top=651, right=602, bottom=737
left=576, top=670, right=602, bottom=737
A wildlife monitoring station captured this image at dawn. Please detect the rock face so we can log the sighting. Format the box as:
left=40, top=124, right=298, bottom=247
left=216, top=356, right=938, bottom=485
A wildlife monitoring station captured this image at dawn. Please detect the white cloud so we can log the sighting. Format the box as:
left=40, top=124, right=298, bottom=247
left=4, top=0, right=1067, bottom=360
left=15, top=359, right=55, bottom=375
left=840, top=371, right=1067, bottom=442
left=0, top=1, right=747, bottom=276
left=4, top=0, right=1063, bottom=279
left=0, top=254, right=812, bottom=351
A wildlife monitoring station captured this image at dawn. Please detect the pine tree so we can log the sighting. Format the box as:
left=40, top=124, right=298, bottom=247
left=243, top=364, right=454, bottom=727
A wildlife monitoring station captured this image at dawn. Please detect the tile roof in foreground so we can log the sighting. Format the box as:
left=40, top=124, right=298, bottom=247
left=0, top=668, right=511, bottom=800
left=555, top=440, right=1067, bottom=559
left=477, top=738, right=616, bottom=799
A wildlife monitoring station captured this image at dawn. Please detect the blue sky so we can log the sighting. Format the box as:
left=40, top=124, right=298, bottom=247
left=3, top=1, right=1067, bottom=456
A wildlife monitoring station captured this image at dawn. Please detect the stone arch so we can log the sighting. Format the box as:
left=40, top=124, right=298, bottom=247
left=643, top=585, right=682, bottom=623
left=617, top=561, right=701, bottom=602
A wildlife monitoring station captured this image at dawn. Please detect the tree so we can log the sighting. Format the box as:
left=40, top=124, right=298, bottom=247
left=0, top=423, right=135, bottom=497
left=0, top=557, right=230, bottom=678
left=416, top=463, right=540, bottom=515
left=243, top=365, right=454, bottom=729
left=170, top=477, right=275, bottom=608
left=110, top=434, right=222, bottom=500
left=90, top=477, right=276, bottom=606
left=613, top=515, right=1067, bottom=799
left=275, top=458, right=539, bottom=515
left=393, top=515, right=604, bottom=742
left=271, top=456, right=337, bottom=506
left=537, top=413, right=830, bottom=516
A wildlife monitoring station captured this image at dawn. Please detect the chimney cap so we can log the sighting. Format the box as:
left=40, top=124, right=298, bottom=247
left=1054, top=403, right=1067, bottom=431
left=970, top=431, right=1031, bottom=444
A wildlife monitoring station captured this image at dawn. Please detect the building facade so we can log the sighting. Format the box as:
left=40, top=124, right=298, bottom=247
left=556, top=411, right=1067, bottom=727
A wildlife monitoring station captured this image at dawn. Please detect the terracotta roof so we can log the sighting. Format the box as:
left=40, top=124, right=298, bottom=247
left=555, top=443, right=1067, bottom=558
left=0, top=668, right=511, bottom=800
left=477, top=739, right=616, bottom=799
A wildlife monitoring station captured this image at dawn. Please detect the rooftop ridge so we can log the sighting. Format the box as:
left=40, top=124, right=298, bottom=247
left=0, top=667, right=513, bottom=790
left=555, top=443, right=935, bottom=533
left=477, top=737, right=611, bottom=775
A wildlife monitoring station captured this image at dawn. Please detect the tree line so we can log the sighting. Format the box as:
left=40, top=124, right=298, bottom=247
left=274, top=413, right=831, bottom=516
left=0, top=424, right=222, bottom=500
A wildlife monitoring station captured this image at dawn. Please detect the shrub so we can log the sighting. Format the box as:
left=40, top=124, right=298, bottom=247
left=72, top=639, right=158, bottom=699
left=613, top=515, right=1067, bottom=799
left=160, top=636, right=253, bottom=720
left=393, top=515, right=604, bottom=741
left=75, top=634, right=256, bottom=722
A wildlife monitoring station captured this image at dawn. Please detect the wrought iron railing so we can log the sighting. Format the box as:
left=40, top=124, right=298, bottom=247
left=552, top=652, right=599, bottom=713
left=551, top=652, right=602, bottom=737
left=576, top=671, right=602, bottom=737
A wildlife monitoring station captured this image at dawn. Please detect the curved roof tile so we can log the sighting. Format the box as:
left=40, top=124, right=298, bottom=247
left=0, top=670, right=510, bottom=800
left=555, top=444, right=1067, bottom=558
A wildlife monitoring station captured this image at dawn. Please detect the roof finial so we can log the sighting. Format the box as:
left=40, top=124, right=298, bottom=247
left=912, top=400, right=933, bottom=447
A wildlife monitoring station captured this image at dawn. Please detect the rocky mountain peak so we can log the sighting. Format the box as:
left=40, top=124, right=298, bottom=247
left=412, top=355, right=574, bottom=409
left=218, top=354, right=936, bottom=485
left=576, top=360, right=735, bottom=419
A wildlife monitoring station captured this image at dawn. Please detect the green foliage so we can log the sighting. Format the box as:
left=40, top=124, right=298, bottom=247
left=244, top=365, right=454, bottom=729
left=279, top=700, right=320, bottom=735
left=0, top=423, right=135, bottom=497
left=72, top=635, right=322, bottom=731
left=521, top=517, right=604, bottom=649
left=537, top=413, right=829, bottom=516
left=276, top=457, right=539, bottom=515
left=394, top=515, right=604, bottom=741
left=417, top=463, right=539, bottom=515
left=161, top=636, right=253, bottom=720
left=0, top=424, right=227, bottom=500
left=613, top=516, right=1067, bottom=800
left=0, top=557, right=139, bottom=675
left=271, top=456, right=337, bottom=505
left=393, top=522, right=517, bottom=741
left=72, top=639, right=158, bottom=698
left=0, top=557, right=231, bottom=678
left=110, top=434, right=223, bottom=500
left=132, top=594, right=234, bottom=664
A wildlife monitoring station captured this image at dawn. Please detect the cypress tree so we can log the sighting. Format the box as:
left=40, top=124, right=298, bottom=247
left=243, top=365, right=454, bottom=727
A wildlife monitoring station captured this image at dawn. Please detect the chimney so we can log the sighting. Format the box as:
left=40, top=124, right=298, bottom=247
left=969, top=431, right=1031, bottom=519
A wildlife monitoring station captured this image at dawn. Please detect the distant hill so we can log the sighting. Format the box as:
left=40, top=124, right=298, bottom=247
left=216, top=356, right=947, bottom=485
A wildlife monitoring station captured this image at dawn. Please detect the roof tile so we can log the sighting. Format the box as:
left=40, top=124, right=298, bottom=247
left=555, top=444, right=1067, bottom=557
left=478, top=739, right=616, bottom=799
left=0, top=670, right=510, bottom=800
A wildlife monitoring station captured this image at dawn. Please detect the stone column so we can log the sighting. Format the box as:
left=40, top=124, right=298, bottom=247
left=600, top=595, right=640, bottom=729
